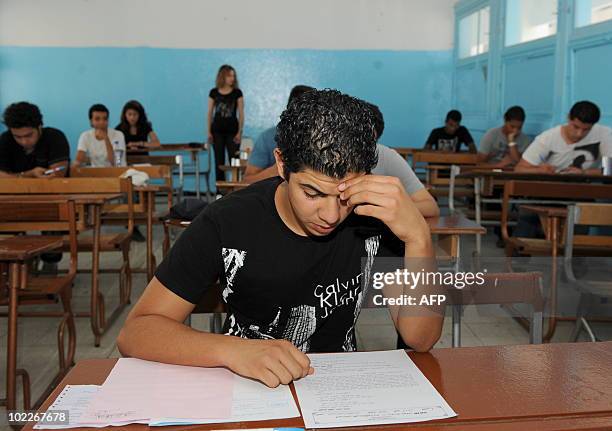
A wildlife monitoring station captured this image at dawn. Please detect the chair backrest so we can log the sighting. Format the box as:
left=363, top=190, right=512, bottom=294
left=0, top=177, right=134, bottom=233
left=72, top=166, right=173, bottom=210
left=0, top=200, right=78, bottom=275
left=0, top=177, right=132, bottom=194
left=565, top=203, right=612, bottom=252
left=71, top=166, right=171, bottom=181
left=412, top=151, right=478, bottom=167
left=126, top=155, right=179, bottom=167
left=501, top=180, right=612, bottom=241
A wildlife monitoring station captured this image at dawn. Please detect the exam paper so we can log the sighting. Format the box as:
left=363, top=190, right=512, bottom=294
left=149, top=372, right=301, bottom=426
left=79, top=358, right=234, bottom=424
left=33, top=385, right=145, bottom=429
left=293, top=350, right=457, bottom=428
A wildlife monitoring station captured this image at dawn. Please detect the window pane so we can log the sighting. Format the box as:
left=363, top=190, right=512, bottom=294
left=479, top=7, right=490, bottom=55
left=575, top=0, right=612, bottom=27
left=506, top=0, right=558, bottom=46
left=459, top=11, right=480, bottom=58
left=458, top=7, right=490, bottom=59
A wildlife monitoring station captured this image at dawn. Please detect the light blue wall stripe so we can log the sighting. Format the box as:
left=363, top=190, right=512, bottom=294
left=0, top=46, right=453, bottom=191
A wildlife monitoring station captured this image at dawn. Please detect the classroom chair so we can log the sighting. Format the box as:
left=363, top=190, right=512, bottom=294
left=563, top=203, right=612, bottom=342
left=0, top=201, right=78, bottom=411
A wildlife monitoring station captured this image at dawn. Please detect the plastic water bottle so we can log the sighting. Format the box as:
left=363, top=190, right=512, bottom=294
left=113, top=141, right=124, bottom=167
left=601, top=156, right=610, bottom=175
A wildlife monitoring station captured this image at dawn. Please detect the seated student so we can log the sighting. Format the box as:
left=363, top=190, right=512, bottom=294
left=424, top=110, right=476, bottom=153
left=74, top=104, right=126, bottom=168
left=513, top=101, right=612, bottom=239
left=118, top=89, right=444, bottom=387
left=244, top=85, right=315, bottom=183
left=116, top=100, right=161, bottom=156
left=0, top=102, right=69, bottom=178
left=515, top=101, right=612, bottom=175
left=478, top=106, right=531, bottom=167
left=0, top=101, right=70, bottom=272
left=245, top=98, right=439, bottom=217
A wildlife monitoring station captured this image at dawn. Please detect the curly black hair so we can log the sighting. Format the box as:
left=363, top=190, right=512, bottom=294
left=3, top=102, right=43, bottom=128
left=275, top=89, right=378, bottom=179
left=366, top=102, right=385, bottom=139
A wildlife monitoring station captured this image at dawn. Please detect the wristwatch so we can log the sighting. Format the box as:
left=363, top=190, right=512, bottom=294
left=508, top=141, right=517, bottom=147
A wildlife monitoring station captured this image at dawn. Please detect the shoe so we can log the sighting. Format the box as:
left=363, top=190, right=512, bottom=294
left=131, top=226, right=146, bottom=242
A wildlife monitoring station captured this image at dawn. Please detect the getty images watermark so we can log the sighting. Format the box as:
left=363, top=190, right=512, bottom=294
left=370, top=268, right=488, bottom=307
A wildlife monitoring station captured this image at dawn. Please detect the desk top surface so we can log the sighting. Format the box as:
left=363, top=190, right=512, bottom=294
left=427, top=215, right=486, bottom=234
left=521, top=205, right=570, bottom=218
left=0, top=193, right=123, bottom=204
left=25, top=342, right=612, bottom=431
left=152, top=144, right=207, bottom=152
left=458, top=169, right=612, bottom=183
left=0, top=235, right=63, bottom=261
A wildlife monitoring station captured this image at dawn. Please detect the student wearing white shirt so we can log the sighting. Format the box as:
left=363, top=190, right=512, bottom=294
left=513, top=101, right=612, bottom=240
left=74, top=104, right=126, bottom=168
left=516, top=101, right=612, bottom=175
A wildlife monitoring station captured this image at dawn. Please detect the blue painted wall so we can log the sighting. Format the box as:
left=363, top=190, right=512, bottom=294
left=0, top=46, right=452, bottom=189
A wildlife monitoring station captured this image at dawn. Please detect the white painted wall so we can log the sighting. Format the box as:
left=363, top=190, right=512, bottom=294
left=0, top=0, right=456, bottom=50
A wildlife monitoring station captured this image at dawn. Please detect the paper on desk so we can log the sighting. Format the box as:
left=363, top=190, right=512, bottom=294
left=293, top=350, right=457, bottom=428
left=79, top=358, right=234, bottom=424
left=149, top=372, right=301, bottom=426
left=33, top=385, right=145, bottom=429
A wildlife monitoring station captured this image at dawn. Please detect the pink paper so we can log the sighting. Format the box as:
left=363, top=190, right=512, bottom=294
left=80, top=358, right=233, bottom=424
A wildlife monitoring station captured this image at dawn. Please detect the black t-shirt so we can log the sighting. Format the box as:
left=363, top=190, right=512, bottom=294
left=209, top=88, right=243, bottom=134
left=425, top=126, right=474, bottom=152
left=155, top=177, right=403, bottom=353
left=0, top=127, right=70, bottom=173
left=117, top=123, right=153, bottom=155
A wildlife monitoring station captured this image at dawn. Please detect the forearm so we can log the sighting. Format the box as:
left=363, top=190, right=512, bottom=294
left=243, top=164, right=278, bottom=184
left=584, top=168, right=602, bottom=176
left=515, top=161, right=547, bottom=173
left=104, top=138, right=115, bottom=165
left=413, top=198, right=439, bottom=218
left=0, top=170, right=17, bottom=178
left=118, top=314, right=240, bottom=367
left=396, top=239, right=444, bottom=352
left=238, top=114, right=244, bottom=135
left=508, top=146, right=521, bottom=162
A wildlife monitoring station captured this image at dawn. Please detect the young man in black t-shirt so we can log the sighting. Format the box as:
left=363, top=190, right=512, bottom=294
left=118, top=90, right=443, bottom=388
left=0, top=102, right=70, bottom=178
left=424, top=110, right=476, bottom=153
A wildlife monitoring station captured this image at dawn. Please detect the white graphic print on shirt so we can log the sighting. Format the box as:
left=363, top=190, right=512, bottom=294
left=223, top=235, right=381, bottom=352
left=222, top=247, right=247, bottom=301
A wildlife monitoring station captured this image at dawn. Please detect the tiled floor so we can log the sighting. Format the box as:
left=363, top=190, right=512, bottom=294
left=1, top=222, right=611, bottom=428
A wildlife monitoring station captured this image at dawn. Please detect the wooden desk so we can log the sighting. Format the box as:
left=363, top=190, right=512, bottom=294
left=24, top=342, right=612, bottom=431
left=134, top=184, right=172, bottom=281
left=426, top=215, right=486, bottom=347
left=151, top=143, right=210, bottom=200
left=216, top=181, right=249, bottom=194
left=455, top=170, right=612, bottom=254
left=520, top=205, right=569, bottom=342
left=0, top=193, right=124, bottom=346
left=392, top=147, right=417, bottom=161
left=0, top=236, right=63, bottom=412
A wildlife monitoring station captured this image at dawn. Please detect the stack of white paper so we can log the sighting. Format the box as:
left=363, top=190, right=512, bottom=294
left=35, top=358, right=300, bottom=429
left=293, top=350, right=457, bottom=428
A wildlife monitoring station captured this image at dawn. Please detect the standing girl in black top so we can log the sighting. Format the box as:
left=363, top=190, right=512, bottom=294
left=207, top=65, right=244, bottom=180
left=116, top=100, right=161, bottom=156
